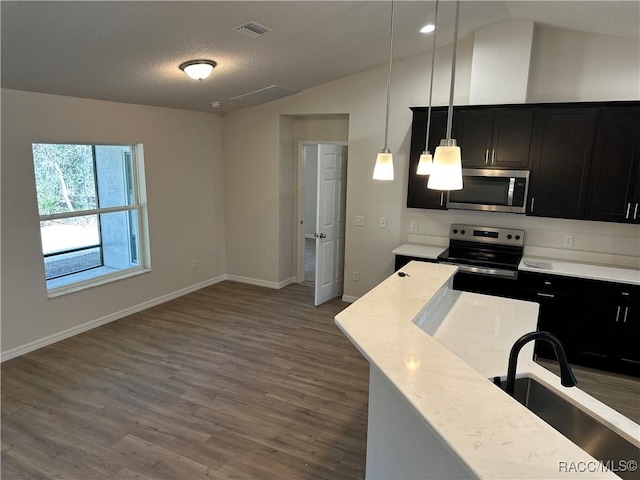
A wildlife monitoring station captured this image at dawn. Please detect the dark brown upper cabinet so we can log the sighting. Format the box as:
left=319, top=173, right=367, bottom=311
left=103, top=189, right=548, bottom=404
left=407, top=107, right=449, bottom=209
left=455, top=108, right=533, bottom=169
left=527, top=107, right=598, bottom=219
left=586, top=106, right=640, bottom=224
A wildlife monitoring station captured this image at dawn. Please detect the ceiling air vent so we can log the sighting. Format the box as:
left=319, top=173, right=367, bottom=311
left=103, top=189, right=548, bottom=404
left=235, top=21, right=272, bottom=38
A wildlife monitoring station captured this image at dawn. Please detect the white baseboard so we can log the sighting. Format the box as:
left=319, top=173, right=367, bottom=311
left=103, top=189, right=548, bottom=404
left=341, top=295, right=359, bottom=303
left=1, top=275, right=227, bottom=362
left=225, top=275, right=295, bottom=290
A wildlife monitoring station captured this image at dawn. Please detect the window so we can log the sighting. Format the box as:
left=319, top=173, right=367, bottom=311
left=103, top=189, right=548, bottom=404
left=32, top=143, right=149, bottom=295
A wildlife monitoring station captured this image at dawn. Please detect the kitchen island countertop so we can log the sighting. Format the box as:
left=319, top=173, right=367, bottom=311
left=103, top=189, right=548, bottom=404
left=335, top=261, right=639, bottom=479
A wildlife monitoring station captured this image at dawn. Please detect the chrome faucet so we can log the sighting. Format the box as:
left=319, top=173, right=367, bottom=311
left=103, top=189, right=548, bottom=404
left=506, top=331, right=577, bottom=395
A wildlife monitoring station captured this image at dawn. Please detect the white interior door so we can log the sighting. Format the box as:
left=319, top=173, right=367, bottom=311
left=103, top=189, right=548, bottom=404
left=315, top=143, right=347, bottom=306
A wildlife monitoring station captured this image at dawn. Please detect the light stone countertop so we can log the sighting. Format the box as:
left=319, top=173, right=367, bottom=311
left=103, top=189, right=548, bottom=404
left=335, top=261, right=639, bottom=479
left=392, top=243, right=446, bottom=260
left=520, top=256, right=640, bottom=286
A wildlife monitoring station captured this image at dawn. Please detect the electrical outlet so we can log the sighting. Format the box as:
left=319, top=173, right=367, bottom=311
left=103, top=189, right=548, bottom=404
left=563, top=235, right=574, bottom=248
left=192, top=260, right=198, bottom=270
left=353, top=271, right=359, bottom=281
left=379, top=217, right=387, bottom=228
left=355, top=216, right=364, bottom=226
left=410, top=221, right=418, bottom=232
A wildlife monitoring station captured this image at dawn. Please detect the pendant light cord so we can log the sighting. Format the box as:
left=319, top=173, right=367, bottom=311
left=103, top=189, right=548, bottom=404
left=446, top=0, right=460, bottom=141
left=383, top=0, right=395, bottom=151
left=425, top=0, right=440, bottom=146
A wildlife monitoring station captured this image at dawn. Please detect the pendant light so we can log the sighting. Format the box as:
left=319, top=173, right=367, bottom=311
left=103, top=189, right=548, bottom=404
left=416, top=0, right=440, bottom=176
left=373, top=0, right=396, bottom=181
left=427, top=0, right=463, bottom=191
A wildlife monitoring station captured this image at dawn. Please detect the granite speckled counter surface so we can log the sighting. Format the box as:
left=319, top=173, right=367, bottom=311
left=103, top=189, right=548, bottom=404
left=335, top=261, right=639, bottom=479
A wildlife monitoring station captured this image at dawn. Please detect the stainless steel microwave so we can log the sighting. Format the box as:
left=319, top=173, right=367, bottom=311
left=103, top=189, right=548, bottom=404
left=447, top=169, right=530, bottom=213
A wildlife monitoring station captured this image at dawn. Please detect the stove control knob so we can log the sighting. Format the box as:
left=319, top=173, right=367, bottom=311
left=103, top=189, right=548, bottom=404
left=460, top=229, right=466, bottom=235
left=453, top=229, right=458, bottom=234
left=507, top=234, right=513, bottom=240
left=515, top=235, right=521, bottom=240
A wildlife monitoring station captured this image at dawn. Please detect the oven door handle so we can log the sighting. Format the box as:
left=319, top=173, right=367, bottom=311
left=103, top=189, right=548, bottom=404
left=439, top=261, right=518, bottom=279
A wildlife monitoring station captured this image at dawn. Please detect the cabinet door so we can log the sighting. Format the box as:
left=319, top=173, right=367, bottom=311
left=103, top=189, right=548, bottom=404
left=575, top=299, right=616, bottom=364
left=527, top=108, right=597, bottom=219
left=615, top=302, right=640, bottom=371
left=491, top=109, right=533, bottom=168
left=529, top=292, right=577, bottom=360
left=407, top=109, right=448, bottom=209
left=631, top=160, right=640, bottom=224
left=587, top=107, right=640, bottom=223
left=455, top=109, right=494, bottom=168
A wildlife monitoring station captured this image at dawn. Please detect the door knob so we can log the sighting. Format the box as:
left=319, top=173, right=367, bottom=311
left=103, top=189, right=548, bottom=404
left=319, top=233, right=327, bottom=239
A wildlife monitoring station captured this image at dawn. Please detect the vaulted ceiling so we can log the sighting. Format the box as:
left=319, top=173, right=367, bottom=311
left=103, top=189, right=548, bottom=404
left=2, top=1, right=638, bottom=114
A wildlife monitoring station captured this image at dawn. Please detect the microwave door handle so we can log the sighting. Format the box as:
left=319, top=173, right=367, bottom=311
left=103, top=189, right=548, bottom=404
left=507, top=178, right=515, bottom=206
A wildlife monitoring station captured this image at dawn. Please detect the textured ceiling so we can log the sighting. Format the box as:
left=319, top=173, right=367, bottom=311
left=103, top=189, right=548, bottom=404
left=2, top=1, right=638, bottom=114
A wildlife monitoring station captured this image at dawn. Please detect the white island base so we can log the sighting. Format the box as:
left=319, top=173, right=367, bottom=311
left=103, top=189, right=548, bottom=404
left=335, top=262, right=639, bottom=480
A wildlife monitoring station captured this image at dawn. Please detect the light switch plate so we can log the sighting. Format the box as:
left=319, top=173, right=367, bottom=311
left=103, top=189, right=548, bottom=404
left=410, top=221, right=418, bottom=232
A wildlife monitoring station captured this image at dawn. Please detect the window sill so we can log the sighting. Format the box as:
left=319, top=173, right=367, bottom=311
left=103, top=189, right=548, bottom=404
left=47, top=266, right=151, bottom=298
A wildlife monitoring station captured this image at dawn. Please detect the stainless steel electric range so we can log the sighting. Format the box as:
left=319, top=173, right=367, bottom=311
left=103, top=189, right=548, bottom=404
left=437, top=224, right=525, bottom=297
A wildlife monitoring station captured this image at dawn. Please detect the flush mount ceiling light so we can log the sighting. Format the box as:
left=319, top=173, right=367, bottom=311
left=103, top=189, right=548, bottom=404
left=179, top=60, right=217, bottom=81
left=416, top=0, right=440, bottom=176
left=373, top=0, right=396, bottom=181
left=427, top=0, right=463, bottom=191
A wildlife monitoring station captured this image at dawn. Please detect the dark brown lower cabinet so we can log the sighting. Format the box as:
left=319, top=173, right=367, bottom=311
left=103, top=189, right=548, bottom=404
left=519, top=272, right=639, bottom=376
left=518, top=272, right=579, bottom=361
left=575, top=281, right=640, bottom=376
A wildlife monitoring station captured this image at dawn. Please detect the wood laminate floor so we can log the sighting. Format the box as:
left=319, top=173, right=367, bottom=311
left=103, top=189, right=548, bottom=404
left=2, top=282, right=369, bottom=479
left=3, top=281, right=639, bottom=480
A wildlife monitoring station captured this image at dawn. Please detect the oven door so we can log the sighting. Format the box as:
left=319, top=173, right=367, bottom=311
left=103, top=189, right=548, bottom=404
left=451, top=269, right=519, bottom=298
left=447, top=169, right=529, bottom=213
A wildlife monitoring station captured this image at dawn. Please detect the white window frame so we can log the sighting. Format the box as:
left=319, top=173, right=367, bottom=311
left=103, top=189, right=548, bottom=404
left=34, top=143, right=151, bottom=297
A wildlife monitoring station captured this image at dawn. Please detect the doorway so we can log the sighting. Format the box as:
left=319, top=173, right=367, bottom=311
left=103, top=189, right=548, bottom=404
left=298, top=142, right=348, bottom=306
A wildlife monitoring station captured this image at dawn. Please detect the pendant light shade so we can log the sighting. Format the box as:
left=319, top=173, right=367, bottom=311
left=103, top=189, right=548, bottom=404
left=427, top=0, right=463, bottom=191
left=373, top=0, right=396, bottom=181
left=416, top=152, right=433, bottom=175
left=417, top=0, right=439, bottom=177
left=427, top=141, right=463, bottom=190
left=373, top=150, right=394, bottom=180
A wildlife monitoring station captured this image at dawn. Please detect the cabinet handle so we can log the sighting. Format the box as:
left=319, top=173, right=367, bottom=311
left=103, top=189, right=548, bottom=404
left=626, top=203, right=631, bottom=219
left=635, top=203, right=638, bottom=220
left=615, top=305, right=621, bottom=322
left=530, top=197, right=535, bottom=212
left=440, top=192, right=445, bottom=206
left=544, top=281, right=551, bottom=285
left=623, top=306, right=629, bottom=323
left=485, top=149, right=489, bottom=165
left=492, top=149, right=496, bottom=165
left=537, top=292, right=555, bottom=299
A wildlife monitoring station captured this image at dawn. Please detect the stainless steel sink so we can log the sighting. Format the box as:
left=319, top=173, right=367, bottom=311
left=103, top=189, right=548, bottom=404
left=497, top=377, right=640, bottom=480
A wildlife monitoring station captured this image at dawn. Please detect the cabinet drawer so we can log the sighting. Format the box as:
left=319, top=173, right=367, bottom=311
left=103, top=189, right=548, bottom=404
left=518, top=272, right=580, bottom=295
left=581, top=278, right=640, bottom=301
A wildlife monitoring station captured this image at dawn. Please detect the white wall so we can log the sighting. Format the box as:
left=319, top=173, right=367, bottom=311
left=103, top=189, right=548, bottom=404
left=1, top=89, right=226, bottom=355
left=223, top=26, right=639, bottom=299
left=470, top=19, right=534, bottom=104
left=528, top=26, right=640, bottom=102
